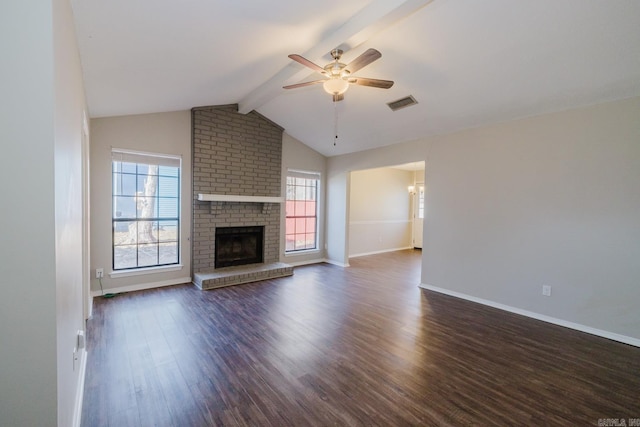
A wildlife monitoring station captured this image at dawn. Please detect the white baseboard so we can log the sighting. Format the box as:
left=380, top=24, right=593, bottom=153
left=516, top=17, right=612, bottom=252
left=286, top=258, right=326, bottom=267
left=419, top=283, right=640, bottom=348
left=72, top=348, right=87, bottom=427
left=91, top=276, right=192, bottom=297
left=349, top=246, right=413, bottom=259
left=323, top=258, right=350, bottom=268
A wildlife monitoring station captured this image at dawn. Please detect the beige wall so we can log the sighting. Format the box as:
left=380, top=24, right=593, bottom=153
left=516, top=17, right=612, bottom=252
left=90, top=111, right=192, bottom=292
left=281, top=133, right=327, bottom=265
left=328, top=96, right=640, bottom=342
left=349, top=167, right=413, bottom=257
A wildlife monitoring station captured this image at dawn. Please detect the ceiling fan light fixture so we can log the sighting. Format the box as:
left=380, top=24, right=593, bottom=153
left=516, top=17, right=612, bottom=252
left=323, top=77, right=349, bottom=96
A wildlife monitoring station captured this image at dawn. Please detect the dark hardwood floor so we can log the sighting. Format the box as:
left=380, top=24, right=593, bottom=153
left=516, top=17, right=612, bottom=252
left=82, top=250, right=640, bottom=426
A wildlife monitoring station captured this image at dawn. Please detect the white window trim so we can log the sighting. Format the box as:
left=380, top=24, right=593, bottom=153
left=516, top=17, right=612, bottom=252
left=109, top=264, right=184, bottom=279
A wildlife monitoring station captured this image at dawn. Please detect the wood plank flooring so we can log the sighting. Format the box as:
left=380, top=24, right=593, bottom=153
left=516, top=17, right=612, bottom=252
left=82, top=250, right=640, bottom=426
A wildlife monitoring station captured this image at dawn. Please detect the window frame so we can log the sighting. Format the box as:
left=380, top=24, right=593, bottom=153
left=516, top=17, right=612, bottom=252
left=111, top=149, right=182, bottom=272
left=285, top=170, right=320, bottom=253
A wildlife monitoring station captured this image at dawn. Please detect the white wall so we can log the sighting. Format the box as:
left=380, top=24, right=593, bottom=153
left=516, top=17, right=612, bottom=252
left=53, top=0, right=89, bottom=425
left=349, top=168, right=413, bottom=257
left=327, top=96, right=640, bottom=342
left=90, top=111, right=192, bottom=293
left=0, top=0, right=87, bottom=425
left=280, top=133, right=327, bottom=265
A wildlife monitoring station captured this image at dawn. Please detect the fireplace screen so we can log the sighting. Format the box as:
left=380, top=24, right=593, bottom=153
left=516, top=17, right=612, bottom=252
left=215, top=226, right=264, bottom=268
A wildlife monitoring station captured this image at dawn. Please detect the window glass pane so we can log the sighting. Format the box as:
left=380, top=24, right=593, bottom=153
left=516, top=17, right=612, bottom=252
left=285, top=238, right=295, bottom=252
left=136, top=175, right=146, bottom=194
left=137, top=164, right=152, bottom=176
left=137, top=174, right=160, bottom=195
left=159, top=242, right=178, bottom=265
left=158, top=165, right=179, bottom=177
left=158, top=176, right=178, bottom=197
left=113, top=221, right=135, bottom=245
left=121, top=162, right=136, bottom=173
left=114, top=245, right=137, bottom=270
left=113, top=196, right=136, bottom=219
left=294, top=200, right=306, bottom=216
left=158, top=198, right=178, bottom=218
left=113, top=173, right=137, bottom=196
left=295, top=236, right=307, bottom=250
left=305, top=233, right=315, bottom=249
left=137, top=221, right=157, bottom=243
left=286, top=218, right=295, bottom=232
left=137, top=197, right=157, bottom=218
left=285, top=200, right=294, bottom=217
left=158, top=221, right=178, bottom=242
left=306, top=201, right=316, bottom=216
left=306, top=218, right=316, bottom=233
left=138, top=244, right=158, bottom=267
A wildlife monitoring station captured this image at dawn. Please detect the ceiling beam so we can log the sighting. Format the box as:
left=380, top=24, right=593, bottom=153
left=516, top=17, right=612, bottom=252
left=237, top=0, right=434, bottom=115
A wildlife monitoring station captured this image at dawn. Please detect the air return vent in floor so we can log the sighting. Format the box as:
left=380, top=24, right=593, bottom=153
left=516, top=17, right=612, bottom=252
left=387, top=95, right=418, bottom=111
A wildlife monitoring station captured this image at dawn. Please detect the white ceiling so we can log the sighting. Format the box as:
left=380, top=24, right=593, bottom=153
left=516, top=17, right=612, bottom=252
left=72, top=0, right=640, bottom=157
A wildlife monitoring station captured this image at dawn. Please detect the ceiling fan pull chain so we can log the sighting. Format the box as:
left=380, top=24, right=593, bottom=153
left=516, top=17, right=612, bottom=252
left=334, top=100, right=338, bottom=146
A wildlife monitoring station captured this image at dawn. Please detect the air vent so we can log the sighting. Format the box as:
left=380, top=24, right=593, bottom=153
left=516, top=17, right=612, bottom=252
left=387, top=95, right=418, bottom=111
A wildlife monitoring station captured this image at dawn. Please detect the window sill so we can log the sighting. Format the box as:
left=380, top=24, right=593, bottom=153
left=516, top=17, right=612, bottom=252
left=284, top=249, right=321, bottom=257
left=109, top=264, right=183, bottom=279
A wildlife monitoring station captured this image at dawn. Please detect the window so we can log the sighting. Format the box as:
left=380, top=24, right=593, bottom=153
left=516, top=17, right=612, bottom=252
left=417, top=185, right=425, bottom=219
left=112, top=150, right=181, bottom=270
left=285, top=170, right=320, bottom=252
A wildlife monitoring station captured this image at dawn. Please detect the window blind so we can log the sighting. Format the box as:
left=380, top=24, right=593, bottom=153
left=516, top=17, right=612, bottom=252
left=112, top=149, right=181, bottom=168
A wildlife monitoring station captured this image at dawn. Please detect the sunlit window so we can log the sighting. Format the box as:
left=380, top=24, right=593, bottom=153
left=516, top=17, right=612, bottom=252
left=418, top=185, right=425, bottom=219
left=285, top=171, right=320, bottom=252
left=112, top=150, right=181, bottom=270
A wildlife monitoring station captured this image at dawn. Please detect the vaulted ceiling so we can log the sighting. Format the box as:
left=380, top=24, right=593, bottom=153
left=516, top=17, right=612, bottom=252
left=72, top=0, right=640, bottom=156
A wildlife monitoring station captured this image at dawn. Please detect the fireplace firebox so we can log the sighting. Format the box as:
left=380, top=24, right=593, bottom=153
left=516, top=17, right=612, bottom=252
left=215, top=226, right=264, bottom=268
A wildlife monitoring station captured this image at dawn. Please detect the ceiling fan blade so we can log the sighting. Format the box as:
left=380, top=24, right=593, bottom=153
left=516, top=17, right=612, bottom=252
left=345, top=48, right=381, bottom=74
left=349, top=77, right=394, bottom=89
left=288, top=54, right=327, bottom=75
left=283, top=80, right=325, bottom=89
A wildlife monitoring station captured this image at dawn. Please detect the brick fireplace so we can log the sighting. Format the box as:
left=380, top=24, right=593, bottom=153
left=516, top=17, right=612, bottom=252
left=191, top=105, right=293, bottom=289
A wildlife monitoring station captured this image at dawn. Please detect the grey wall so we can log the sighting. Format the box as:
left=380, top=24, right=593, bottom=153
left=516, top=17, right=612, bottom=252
left=327, top=96, right=640, bottom=342
left=1, top=0, right=87, bottom=424
left=422, top=97, right=640, bottom=340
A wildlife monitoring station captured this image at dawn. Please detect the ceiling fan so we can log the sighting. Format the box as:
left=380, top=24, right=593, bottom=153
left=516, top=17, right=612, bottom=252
left=283, top=48, right=394, bottom=102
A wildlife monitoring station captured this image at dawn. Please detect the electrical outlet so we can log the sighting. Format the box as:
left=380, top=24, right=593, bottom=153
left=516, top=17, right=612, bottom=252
left=542, top=285, right=552, bottom=297
left=96, top=268, right=104, bottom=279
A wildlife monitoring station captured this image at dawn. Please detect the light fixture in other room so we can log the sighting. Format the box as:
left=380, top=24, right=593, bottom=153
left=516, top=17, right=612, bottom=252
left=408, top=185, right=415, bottom=195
